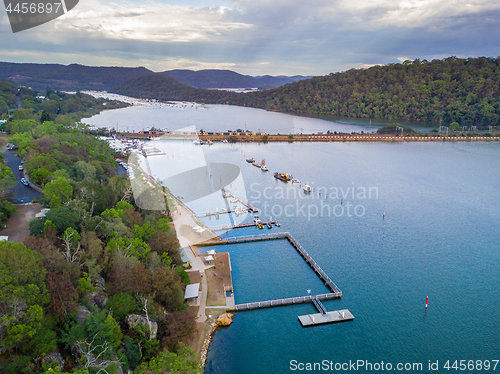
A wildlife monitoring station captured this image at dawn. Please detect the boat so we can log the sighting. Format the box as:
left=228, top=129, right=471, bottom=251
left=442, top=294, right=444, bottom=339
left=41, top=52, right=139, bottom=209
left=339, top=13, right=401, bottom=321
left=258, top=223, right=264, bottom=229
left=246, top=158, right=255, bottom=163
left=261, top=159, right=269, bottom=171
left=267, top=223, right=272, bottom=229
left=193, top=139, right=203, bottom=145
left=274, top=172, right=291, bottom=182
left=275, top=221, right=281, bottom=227
left=252, top=161, right=262, bottom=167
left=303, top=184, right=312, bottom=193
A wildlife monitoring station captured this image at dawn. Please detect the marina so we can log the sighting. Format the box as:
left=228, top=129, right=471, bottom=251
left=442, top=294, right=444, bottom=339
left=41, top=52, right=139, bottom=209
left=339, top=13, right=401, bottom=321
left=202, top=232, right=342, bottom=294
left=199, top=231, right=345, bottom=327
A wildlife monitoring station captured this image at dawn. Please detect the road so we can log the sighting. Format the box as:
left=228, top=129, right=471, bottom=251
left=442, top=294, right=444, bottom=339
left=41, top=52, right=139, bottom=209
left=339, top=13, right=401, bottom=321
left=2, top=150, right=42, bottom=204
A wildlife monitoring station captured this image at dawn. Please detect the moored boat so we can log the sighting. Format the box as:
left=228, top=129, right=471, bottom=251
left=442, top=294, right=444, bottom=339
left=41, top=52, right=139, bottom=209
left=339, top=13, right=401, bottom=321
left=303, top=184, right=312, bottom=193
left=261, top=159, right=269, bottom=171
left=274, top=172, right=291, bottom=182
left=246, top=158, right=255, bottom=163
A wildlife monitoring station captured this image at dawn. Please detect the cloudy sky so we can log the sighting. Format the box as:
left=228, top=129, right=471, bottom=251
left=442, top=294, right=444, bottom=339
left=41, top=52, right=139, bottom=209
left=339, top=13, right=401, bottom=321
left=1, top=0, right=500, bottom=76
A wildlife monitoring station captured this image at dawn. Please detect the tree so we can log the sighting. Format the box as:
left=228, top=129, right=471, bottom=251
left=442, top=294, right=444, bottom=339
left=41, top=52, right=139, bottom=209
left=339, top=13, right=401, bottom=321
left=31, top=167, right=52, bottom=185
left=43, top=177, right=73, bottom=207
left=104, top=292, right=139, bottom=322
left=45, top=206, right=80, bottom=234
left=0, top=241, right=51, bottom=353
left=40, top=110, right=51, bottom=123
left=134, top=345, right=200, bottom=374
left=46, top=269, right=78, bottom=315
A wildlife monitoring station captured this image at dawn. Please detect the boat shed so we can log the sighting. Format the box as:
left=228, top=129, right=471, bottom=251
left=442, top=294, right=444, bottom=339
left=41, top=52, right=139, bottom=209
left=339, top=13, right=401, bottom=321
left=184, top=283, right=200, bottom=301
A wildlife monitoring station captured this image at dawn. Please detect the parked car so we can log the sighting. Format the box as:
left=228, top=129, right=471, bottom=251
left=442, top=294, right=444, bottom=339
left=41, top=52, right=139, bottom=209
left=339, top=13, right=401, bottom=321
left=20, top=178, right=29, bottom=186
left=18, top=165, right=23, bottom=171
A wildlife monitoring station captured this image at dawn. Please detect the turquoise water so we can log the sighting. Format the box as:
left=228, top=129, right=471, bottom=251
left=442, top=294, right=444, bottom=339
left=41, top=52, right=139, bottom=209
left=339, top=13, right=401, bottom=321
left=84, top=105, right=499, bottom=373
left=201, top=142, right=500, bottom=373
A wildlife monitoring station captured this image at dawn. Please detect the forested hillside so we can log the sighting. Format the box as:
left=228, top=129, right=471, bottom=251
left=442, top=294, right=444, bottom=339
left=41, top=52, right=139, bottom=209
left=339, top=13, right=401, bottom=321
left=250, top=56, right=500, bottom=126
left=113, top=56, right=500, bottom=127
left=0, top=62, right=153, bottom=91
left=0, top=80, right=200, bottom=373
left=115, top=73, right=240, bottom=103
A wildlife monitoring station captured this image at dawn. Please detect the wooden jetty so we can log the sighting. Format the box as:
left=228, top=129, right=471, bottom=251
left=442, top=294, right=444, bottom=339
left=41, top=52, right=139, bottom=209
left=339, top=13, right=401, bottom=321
left=298, top=309, right=354, bottom=327
left=221, top=187, right=259, bottom=212
left=196, top=209, right=235, bottom=217
left=227, top=292, right=341, bottom=312
left=207, top=232, right=341, bottom=294
left=210, top=220, right=279, bottom=231
left=200, top=230, right=353, bottom=326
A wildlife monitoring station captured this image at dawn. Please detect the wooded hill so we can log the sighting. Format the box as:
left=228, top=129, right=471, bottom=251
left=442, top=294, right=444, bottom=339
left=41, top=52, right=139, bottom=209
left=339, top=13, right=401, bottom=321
left=114, top=56, right=500, bottom=127
left=0, top=62, right=306, bottom=92
left=115, top=73, right=241, bottom=103
left=0, top=81, right=200, bottom=373
left=251, top=56, right=500, bottom=126
left=0, top=62, right=152, bottom=92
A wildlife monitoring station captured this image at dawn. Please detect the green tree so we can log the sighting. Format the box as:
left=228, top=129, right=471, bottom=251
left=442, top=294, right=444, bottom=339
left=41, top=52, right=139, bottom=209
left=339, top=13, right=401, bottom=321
left=0, top=241, right=52, bottom=353
left=43, top=177, right=73, bottom=207
left=135, top=345, right=200, bottom=374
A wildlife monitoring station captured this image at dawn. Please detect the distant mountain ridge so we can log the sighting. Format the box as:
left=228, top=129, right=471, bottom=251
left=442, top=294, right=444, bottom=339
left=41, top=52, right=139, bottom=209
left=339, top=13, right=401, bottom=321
left=0, top=62, right=153, bottom=91
left=0, top=62, right=309, bottom=91
left=159, top=69, right=311, bottom=89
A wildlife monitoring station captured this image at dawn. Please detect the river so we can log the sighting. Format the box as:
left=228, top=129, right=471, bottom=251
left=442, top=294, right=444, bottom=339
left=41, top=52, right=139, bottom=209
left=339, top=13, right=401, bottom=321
left=84, top=101, right=500, bottom=374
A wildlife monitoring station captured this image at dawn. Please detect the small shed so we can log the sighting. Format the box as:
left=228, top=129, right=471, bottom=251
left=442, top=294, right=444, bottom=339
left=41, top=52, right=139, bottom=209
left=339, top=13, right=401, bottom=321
left=184, top=283, right=200, bottom=301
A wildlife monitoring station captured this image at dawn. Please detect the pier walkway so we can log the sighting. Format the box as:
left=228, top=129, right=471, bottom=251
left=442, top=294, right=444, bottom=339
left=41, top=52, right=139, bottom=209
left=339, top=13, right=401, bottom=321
left=227, top=292, right=341, bottom=312
left=204, top=232, right=341, bottom=294
left=312, top=296, right=328, bottom=316
left=210, top=220, right=279, bottom=231
left=197, top=230, right=352, bottom=326
left=221, top=187, right=259, bottom=212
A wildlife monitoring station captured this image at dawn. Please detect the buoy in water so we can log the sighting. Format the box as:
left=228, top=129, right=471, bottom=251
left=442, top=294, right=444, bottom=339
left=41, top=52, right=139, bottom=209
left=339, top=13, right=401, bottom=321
left=425, top=296, right=428, bottom=309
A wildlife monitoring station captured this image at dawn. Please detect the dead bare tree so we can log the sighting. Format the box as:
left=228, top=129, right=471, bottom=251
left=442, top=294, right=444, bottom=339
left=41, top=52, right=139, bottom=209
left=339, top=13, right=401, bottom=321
left=76, top=334, right=123, bottom=373
left=60, top=229, right=83, bottom=263
left=121, top=185, right=133, bottom=202
left=138, top=296, right=154, bottom=340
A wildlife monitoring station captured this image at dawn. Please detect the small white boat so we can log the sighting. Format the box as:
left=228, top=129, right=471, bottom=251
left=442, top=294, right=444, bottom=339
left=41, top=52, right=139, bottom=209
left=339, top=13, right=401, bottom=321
left=261, top=164, right=269, bottom=171
left=303, top=184, right=312, bottom=193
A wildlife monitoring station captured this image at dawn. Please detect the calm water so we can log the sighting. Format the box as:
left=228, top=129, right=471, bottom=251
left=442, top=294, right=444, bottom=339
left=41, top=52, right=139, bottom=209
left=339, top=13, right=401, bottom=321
left=199, top=141, right=500, bottom=374
left=85, top=105, right=500, bottom=373
left=82, top=102, right=438, bottom=134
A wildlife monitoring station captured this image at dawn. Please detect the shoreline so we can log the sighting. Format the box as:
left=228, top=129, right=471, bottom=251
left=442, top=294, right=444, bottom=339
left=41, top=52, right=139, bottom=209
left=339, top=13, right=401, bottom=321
left=198, top=133, right=500, bottom=143
left=115, top=131, right=500, bottom=142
